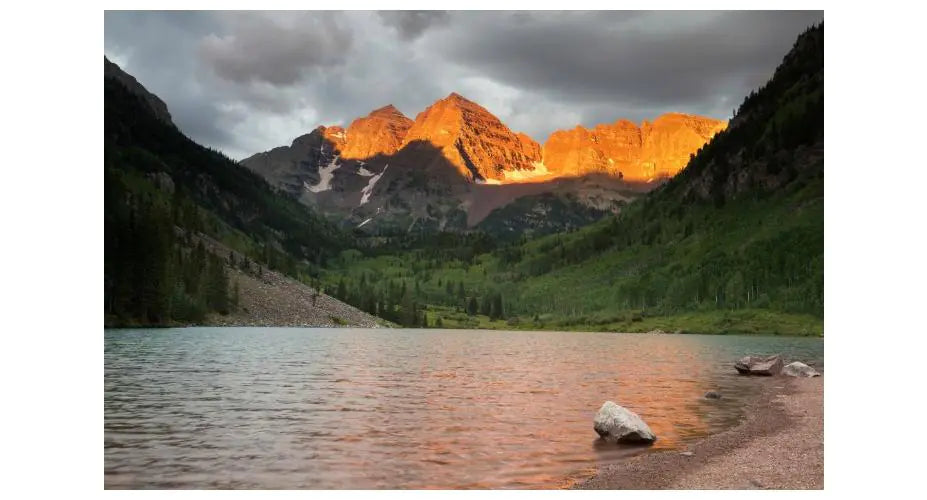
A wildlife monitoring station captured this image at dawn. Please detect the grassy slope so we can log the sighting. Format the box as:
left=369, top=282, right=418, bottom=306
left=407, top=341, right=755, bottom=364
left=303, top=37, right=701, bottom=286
left=322, top=176, right=823, bottom=336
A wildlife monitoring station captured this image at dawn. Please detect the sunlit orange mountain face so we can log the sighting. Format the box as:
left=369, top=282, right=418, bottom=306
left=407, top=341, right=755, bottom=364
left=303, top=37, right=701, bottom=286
left=240, top=92, right=725, bottom=236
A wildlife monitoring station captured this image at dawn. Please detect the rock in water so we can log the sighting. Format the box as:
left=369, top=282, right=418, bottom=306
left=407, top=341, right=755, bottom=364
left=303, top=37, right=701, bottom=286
left=782, top=361, right=821, bottom=377
left=734, top=355, right=784, bottom=376
left=704, top=391, right=722, bottom=399
left=593, top=401, right=657, bottom=444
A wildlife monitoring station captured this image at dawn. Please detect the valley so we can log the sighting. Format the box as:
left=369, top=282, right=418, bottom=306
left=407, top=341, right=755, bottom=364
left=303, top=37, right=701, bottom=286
left=104, top=23, right=823, bottom=336
left=312, top=23, right=824, bottom=335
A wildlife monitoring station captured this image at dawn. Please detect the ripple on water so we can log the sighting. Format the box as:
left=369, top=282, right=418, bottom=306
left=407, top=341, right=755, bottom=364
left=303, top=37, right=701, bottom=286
left=105, top=327, right=823, bottom=489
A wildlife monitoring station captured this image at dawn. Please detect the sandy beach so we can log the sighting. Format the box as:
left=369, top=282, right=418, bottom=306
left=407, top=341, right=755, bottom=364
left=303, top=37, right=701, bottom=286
left=575, top=375, right=823, bottom=490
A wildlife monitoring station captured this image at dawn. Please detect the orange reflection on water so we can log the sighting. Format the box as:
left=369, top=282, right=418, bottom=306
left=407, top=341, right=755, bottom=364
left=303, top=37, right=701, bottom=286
left=105, top=329, right=822, bottom=489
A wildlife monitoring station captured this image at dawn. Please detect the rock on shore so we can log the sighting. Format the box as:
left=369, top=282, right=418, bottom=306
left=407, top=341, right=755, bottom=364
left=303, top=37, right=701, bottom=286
left=782, top=361, right=820, bottom=377
left=735, top=355, right=784, bottom=376
left=576, top=377, right=824, bottom=489
left=593, top=401, right=657, bottom=444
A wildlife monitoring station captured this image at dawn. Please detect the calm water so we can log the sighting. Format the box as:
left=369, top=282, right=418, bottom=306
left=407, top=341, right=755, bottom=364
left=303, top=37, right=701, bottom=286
left=104, top=328, right=823, bottom=489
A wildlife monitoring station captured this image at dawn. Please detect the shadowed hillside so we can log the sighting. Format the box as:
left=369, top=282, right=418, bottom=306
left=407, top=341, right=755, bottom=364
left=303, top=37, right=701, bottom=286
left=104, top=57, right=366, bottom=326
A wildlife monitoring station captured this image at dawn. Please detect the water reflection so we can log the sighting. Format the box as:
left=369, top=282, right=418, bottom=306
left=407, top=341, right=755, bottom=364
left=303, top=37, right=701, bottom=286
left=105, top=328, right=823, bottom=489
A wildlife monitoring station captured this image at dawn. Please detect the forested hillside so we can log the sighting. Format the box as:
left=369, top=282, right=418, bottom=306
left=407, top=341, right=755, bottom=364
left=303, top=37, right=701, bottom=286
left=320, top=23, right=824, bottom=335
left=104, top=59, right=350, bottom=326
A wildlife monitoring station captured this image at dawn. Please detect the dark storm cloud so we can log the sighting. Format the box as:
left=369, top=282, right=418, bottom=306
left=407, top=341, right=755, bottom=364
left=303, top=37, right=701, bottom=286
left=430, top=11, right=822, bottom=117
left=104, top=10, right=823, bottom=160
left=199, top=12, right=353, bottom=86
left=378, top=11, right=450, bottom=40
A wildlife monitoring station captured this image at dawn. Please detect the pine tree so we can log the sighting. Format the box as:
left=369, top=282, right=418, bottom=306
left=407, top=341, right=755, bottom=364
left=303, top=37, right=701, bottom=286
left=205, top=254, right=230, bottom=314
left=491, top=294, right=504, bottom=320
left=400, top=288, right=416, bottom=327
left=480, top=295, right=492, bottom=316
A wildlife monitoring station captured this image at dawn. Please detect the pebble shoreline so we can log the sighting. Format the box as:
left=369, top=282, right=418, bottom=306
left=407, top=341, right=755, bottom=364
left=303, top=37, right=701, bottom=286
left=574, top=375, right=823, bottom=490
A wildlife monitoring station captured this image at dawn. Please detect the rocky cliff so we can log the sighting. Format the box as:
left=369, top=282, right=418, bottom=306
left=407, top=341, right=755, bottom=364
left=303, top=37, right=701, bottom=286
left=542, top=113, right=727, bottom=182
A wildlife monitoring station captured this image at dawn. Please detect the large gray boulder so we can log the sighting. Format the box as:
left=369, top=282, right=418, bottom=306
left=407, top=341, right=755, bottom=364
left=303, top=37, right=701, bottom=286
left=782, top=361, right=821, bottom=377
left=735, top=355, right=783, bottom=376
left=593, top=401, right=657, bottom=444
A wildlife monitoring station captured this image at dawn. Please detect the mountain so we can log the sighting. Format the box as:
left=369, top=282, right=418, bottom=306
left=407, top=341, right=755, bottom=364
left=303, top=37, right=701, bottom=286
left=320, top=22, right=824, bottom=335
left=236, top=125, right=351, bottom=201
left=542, top=113, right=727, bottom=181
left=400, top=92, right=542, bottom=182
left=104, top=57, right=368, bottom=327
left=241, top=94, right=723, bottom=236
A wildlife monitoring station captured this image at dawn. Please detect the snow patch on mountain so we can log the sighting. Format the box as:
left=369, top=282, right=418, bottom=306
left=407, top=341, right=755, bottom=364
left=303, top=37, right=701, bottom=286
left=306, top=155, right=341, bottom=193
left=359, top=164, right=388, bottom=205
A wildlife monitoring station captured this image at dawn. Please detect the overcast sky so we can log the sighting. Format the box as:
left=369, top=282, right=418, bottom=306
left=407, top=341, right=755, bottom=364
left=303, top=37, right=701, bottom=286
left=104, top=10, right=823, bottom=160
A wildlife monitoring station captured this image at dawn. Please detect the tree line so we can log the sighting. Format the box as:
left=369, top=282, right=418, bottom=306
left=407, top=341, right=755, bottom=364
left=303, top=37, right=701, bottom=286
left=325, top=270, right=507, bottom=327
left=105, top=168, right=239, bottom=325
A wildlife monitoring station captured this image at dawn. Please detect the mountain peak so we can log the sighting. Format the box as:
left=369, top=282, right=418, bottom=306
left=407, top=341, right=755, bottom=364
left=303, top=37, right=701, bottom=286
left=104, top=56, right=173, bottom=125
left=338, top=104, right=413, bottom=160
left=442, top=92, right=477, bottom=106
left=402, top=92, right=541, bottom=181
left=369, top=104, right=405, bottom=118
